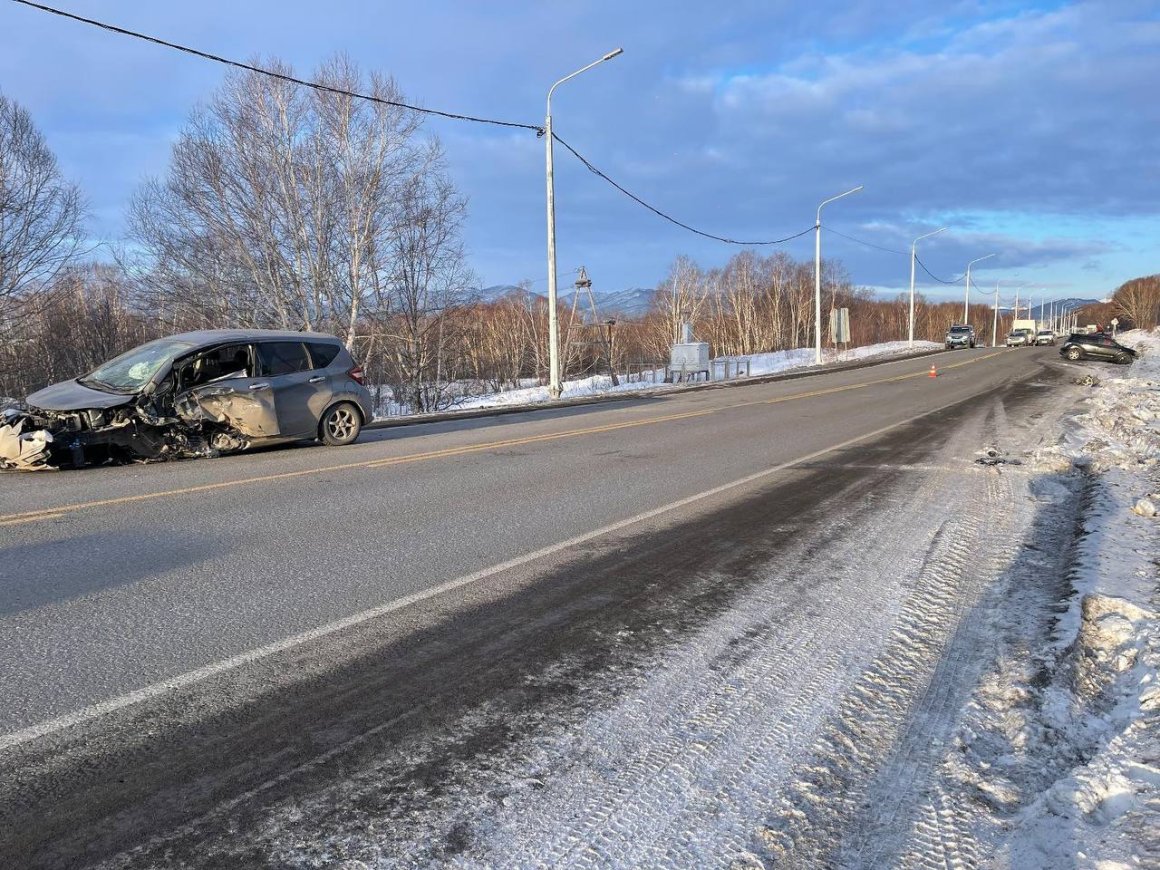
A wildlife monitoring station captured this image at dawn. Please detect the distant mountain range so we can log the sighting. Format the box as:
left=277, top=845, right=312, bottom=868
left=476, top=285, right=656, bottom=319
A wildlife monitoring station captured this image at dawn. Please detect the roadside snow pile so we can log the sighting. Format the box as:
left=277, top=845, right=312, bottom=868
left=449, top=339, right=941, bottom=413
left=1060, top=329, right=1160, bottom=471
left=988, top=327, right=1160, bottom=868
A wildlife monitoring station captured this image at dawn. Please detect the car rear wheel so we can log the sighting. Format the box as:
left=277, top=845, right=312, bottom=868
left=1065, top=347, right=1083, bottom=361
left=319, top=402, right=362, bottom=446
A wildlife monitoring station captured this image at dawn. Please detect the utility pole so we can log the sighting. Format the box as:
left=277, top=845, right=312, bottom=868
left=575, top=266, right=620, bottom=387
left=993, top=282, right=1000, bottom=347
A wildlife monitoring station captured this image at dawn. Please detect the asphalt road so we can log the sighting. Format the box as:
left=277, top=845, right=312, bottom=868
left=0, top=346, right=1068, bottom=866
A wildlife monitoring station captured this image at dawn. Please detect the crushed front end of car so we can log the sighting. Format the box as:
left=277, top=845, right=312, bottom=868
left=2, top=382, right=268, bottom=471
left=2, top=398, right=204, bottom=471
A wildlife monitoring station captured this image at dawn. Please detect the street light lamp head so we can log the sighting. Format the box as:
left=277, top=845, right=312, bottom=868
left=602, top=48, right=624, bottom=61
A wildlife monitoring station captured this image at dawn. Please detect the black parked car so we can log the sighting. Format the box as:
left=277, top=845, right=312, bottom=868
left=1058, top=333, right=1136, bottom=364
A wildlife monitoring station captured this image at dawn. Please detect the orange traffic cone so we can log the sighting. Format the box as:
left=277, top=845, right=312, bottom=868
left=928, top=364, right=938, bottom=378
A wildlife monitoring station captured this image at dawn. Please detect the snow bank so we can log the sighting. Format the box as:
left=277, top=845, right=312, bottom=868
left=997, top=328, right=1160, bottom=868
left=446, top=340, right=941, bottom=414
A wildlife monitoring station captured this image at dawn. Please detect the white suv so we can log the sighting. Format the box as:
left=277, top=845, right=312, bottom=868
left=945, top=325, right=976, bottom=349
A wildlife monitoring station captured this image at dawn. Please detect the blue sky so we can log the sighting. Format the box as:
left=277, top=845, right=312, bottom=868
left=1, top=0, right=1157, bottom=306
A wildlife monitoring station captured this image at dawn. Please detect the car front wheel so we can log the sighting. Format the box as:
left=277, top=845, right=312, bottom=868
left=1065, top=347, right=1083, bottom=361
left=319, top=402, right=362, bottom=446
left=1114, top=352, right=1132, bottom=365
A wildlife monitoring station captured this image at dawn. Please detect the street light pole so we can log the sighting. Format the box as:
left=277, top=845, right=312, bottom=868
left=908, top=226, right=947, bottom=348
left=545, top=48, right=623, bottom=400
left=963, top=253, right=996, bottom=323
left=815, top=185, right=863, bottom=364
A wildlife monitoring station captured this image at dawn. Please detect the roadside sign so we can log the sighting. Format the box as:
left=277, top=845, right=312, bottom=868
left=830, top=308, right=851, bottom=344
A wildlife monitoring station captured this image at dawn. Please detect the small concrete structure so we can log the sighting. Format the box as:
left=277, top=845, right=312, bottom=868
left=668, top=341, right=710, bottom=383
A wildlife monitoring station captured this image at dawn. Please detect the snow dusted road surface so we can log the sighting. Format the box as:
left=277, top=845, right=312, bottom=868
left=2, top=346, right=1156, bottom=868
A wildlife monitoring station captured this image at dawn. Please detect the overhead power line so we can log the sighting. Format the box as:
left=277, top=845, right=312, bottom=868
left=820, top=226, right=908, bottom=256
left=825, top=228, right=979, bottom=286
left=9, top=0, right=541, bottom=132
left=11, top=0, right=985, bottom=263
left=551, top=132, right=814, bottom=246
left=914, top=254, right=962, bottom=285
left=968, top=276, right=994, bottom=297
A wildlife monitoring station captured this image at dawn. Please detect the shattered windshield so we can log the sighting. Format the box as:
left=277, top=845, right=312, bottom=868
left=80, top=338, right=196, bottom=393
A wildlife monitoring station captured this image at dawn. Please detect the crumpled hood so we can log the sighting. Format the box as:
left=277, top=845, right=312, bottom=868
left=25, top=379, right=135, bottom=411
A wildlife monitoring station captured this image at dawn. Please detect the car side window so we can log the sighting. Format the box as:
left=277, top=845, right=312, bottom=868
left=257, top=342, right=312, bottom=376
left=177, top=344, right=253, bottom=391
left=306, top=342, right=341, bottom=370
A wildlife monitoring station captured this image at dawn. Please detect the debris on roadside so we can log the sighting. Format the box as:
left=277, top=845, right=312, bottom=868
left=975, top=446, right=1023, bottom=467
left=1131, top=497, right=1157, bottom=518
left=1073, top=374, right=1101, bottom=386
left=0, top=413, right=56, bottom=471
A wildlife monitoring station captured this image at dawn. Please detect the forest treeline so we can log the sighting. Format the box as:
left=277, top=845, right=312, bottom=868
left=2, top=62, right=1156, bottom=412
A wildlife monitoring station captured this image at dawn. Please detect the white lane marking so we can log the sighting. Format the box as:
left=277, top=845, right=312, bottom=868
left=0, top=394, right=970, bottom=752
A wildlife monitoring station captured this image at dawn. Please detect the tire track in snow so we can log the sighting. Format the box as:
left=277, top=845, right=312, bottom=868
left=443, top=433, right=1003, bottom=867
left=755, top=514, right=992, bottom=867
left=849, top=474, right=1016, bottom=870
left=750, top=407, right=1015, bottom=869
left=488, top=499, right=885, bottom=869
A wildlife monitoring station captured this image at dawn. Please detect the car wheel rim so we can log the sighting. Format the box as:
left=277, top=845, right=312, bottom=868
left=328, top=408, right=356, bottom=440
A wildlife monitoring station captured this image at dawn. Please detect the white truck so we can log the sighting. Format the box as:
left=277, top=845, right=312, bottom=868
left=1009, top=318, right=1037, bottom=347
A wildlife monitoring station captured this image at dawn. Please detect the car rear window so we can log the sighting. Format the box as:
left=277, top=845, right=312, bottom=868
left=306, top=342, right=341, bottom=369
left=257, top=342, right=311, bottom=376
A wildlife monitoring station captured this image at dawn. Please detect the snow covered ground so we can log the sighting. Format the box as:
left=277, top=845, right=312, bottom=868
left=374, top=340, right=942, bottom=417
left=996, top=329, right=1159, bottom=868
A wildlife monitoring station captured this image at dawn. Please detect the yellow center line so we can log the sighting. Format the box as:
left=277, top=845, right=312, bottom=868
left=0, top=351, right=1004, bottom=525
left=0, top=512, right=65, bottom=527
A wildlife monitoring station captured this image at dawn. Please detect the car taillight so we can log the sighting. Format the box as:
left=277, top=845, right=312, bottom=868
left=348, top=365, right=365, bottom=385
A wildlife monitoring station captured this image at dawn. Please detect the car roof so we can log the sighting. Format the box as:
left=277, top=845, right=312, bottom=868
left=167, top=329, right=343, bottom=349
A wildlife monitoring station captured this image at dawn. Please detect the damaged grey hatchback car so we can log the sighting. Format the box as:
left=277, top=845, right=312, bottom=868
left=1, top=330, right=373, bottom=470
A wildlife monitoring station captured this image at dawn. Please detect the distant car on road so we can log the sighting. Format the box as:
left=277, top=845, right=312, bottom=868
left=1005, top=330, right=1031, bottom=347
left=1034, top=330, right=1056, bottom=346
left=1059, top=333, right=1136, bottom=365
left=7, top=329, right=373, bottom=469
left=944, top=324, right=976, bottom=350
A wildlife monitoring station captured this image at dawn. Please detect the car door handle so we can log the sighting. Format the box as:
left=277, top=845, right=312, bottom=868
left=308, top=375, right=325, bottom=384
left=247, top=382, right=270, bottom=390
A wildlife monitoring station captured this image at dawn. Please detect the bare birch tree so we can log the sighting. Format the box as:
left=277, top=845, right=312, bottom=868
left=381, top=147, right=471, bottom=412
left=129, top=55, right=437, bottom=353
left=0, top=93, right=85, bottom=317
left=650, top=255, right=707, bottom=358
